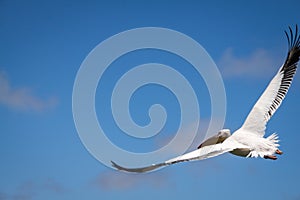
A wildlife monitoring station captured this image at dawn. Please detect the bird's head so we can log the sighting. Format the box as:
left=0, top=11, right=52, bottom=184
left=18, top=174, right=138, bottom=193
left=197, top=129, right=231, bottom=149
left=217, top=129, right=231, bottom=141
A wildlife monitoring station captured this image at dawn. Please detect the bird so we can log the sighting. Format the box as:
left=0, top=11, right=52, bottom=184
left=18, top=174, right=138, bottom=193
left=111, top=25, right=300, bottom=173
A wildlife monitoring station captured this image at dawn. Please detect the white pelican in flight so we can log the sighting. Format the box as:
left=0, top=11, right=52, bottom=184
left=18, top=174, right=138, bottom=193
left=112, top=26, right=300, bottom=173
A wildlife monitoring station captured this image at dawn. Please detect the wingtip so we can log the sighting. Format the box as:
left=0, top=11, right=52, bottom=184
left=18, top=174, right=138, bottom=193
left=110, top=160, right=116, bottom=165
left=283, top=25, right=300, bottom=70
left=285, top=25, right=300, bottom=49
left=111, top=160, right=123, bottom=171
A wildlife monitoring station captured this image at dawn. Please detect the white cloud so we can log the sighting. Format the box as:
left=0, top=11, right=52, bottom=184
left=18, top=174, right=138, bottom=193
left=218, top=48, right=281, bottom=78
left=0, top=71, right=58, bottom=112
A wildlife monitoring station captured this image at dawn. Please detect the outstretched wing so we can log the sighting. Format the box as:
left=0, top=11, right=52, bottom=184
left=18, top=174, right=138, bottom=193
left=111, top=143, right=234, bottom=173
left=240, top=26, right=300, bottom=137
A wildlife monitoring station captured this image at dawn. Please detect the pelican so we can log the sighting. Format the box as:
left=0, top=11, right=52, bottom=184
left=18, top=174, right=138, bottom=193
left=112, top=26, right=300, bottom=173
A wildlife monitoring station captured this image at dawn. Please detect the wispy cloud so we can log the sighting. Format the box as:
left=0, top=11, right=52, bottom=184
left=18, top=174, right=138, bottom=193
left=0, top=192, right=8, bottom=200
left=0, top=179, right=66, bottom=200
left=11, top=181, right=35, bottom=200
left=92, top=170, right=171, bottom=190
left=218, top=48, right=282, bottom=79
left=42, top=179, right=66, bottom=194
left=0, top=71, right=58, bottom=112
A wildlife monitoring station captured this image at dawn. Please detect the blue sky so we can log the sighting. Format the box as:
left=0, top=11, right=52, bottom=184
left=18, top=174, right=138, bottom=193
left=1, top=0, right=300, bottom=199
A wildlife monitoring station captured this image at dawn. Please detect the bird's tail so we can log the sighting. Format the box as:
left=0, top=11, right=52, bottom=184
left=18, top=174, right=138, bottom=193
left=267, top=133, right=280, bottom=148
left=247, top=133, right=280, bottom=158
